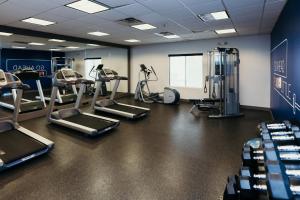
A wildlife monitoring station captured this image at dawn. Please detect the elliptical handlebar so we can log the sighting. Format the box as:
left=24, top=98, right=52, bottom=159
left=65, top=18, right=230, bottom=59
left=139, top=64, right=158, bottom=82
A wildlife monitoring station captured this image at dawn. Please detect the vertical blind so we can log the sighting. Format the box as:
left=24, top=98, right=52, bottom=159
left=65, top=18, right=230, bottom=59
left=169, top=54, right=203, bottom=88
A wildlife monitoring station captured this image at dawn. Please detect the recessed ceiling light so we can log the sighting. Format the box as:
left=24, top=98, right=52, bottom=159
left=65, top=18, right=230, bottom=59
left=198, top=11, right=228, bottom=22
left=132, top=24, right=156, bottom=30
left=164, top=35, right=180, bottom=39
left=49, top=48, right=62, bottom=51
left=124, top=39, right=140, bottom=43
left=211, top=11, right=229, bottom=20
left=12, top=46, right=26, bottom=49
left=0, top=32, right=13, bottom=36
left=215, top=28, right=236, bottom=34
left=28, top=42, right=45, bottom=46
left=87, top=44, right=100, bottom=46
left=66, top=46, right=79, bottom=49
left=66, top=0, right=109, bottom=14
left=22, top=18, right=55, bottom=26
left=88, top=31, right=110, bottom=36
left=49, top=39, right=66, bottom=42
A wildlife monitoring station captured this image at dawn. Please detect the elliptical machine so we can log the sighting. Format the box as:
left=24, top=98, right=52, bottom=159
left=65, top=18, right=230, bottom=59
left=86, top=64, right=107, bottom=96
left=134, top=64, right=180, bottom=104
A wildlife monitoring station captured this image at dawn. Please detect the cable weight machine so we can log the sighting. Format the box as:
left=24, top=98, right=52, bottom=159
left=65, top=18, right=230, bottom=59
left=190, top=47, right=243, bottom=118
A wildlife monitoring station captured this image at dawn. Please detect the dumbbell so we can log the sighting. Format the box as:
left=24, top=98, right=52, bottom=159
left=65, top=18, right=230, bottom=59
left=223, top=175, right=239, bottom=200
left=240, top=164, right=300, bottom=182
left=239, top=174, right=300, bottom=199
left=259, top=121, right=294, bottom=132
left=261, top=130, right=300, bottom=146
left=242, top=145, right=300, bottom=169
left=224, top=173, right=300, bottom=200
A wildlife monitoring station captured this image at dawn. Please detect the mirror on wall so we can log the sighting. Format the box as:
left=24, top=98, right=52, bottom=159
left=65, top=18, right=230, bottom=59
left=0, top=33, right=129, bottom=95
left=67, top=47, right=128, bottom=94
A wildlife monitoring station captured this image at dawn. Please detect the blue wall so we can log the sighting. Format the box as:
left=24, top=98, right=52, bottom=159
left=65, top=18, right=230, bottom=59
left=0, top=48, right=65, bottom=89
left=271, top=0, right=300, bottom=121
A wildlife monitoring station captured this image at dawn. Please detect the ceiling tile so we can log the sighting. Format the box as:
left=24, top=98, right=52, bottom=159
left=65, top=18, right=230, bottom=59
left=42, top=6, right=89, bottom=20
left=224, top=0, right=264, bottom=9
left=95, top=10, right=129, bottom=21
left=115, top=3, right=153, bottom=17
left=9, top=0, right=60, bottom=12
left=95, top=0, right=136, bottom=7
left=0, top=1, right=42, bottom=25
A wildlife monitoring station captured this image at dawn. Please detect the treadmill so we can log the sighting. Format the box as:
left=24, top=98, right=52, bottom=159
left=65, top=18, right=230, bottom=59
left=91, top=66, right=150, bottom=119
left=36, top=82, right=78, bottom=105
left=0, top=70, right=54, bottom=171
left=0, top=69, right=46, bottom=113
left=36, top=57, right=78, bottom=105
left=47, top=68, right=120, bottom=136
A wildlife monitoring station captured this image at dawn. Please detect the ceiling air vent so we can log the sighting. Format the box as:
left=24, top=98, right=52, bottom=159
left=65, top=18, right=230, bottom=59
left=117, top=17, right=143, bottom=26
left=155, top=32, right=174, bottom=36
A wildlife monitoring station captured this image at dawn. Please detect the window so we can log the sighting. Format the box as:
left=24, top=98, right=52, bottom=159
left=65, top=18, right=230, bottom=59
left=169, top=54, right=203, bottom=88
left=84, top=58, right=102, bottom=80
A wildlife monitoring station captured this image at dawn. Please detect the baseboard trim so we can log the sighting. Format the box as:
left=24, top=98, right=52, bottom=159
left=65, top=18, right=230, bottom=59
left=240, top=105, right=270, bottom=112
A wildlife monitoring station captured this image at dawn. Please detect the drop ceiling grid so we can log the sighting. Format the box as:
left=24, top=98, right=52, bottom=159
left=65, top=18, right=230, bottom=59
left=0, top=0, right=288, bottom=45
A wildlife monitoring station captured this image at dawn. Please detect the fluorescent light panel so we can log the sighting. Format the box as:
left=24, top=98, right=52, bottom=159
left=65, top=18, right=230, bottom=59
left=124, top=39, right=140, bottom=43
left=0, top=32, right=13, bottom=36
left=215, top=28, right=236, bottom=34
left=29, top=42, right=45, bottom=46
left=49, top=39, right=66, bottom=42
left=22, top=18, right=55, bottom=26
left=87, top=44, right=100, bottom=46
left=198, top=11, right=228, bottom=22
left=49, top=48, right=61, bottom=51
left=66, top=46, right=79, bottom=49
left=211, top=11, right=228, bottom=20
left=164, top=35, right=180, bottom=39
left=132, top=24, right=156, bottom=30
left=66, top=0, right=109, bottom=14
left=12, top=46, right=26, bottom=49
left=88, top=31, right=109, bottom=36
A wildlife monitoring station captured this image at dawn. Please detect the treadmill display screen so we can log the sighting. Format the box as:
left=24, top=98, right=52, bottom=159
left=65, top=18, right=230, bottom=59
left=61, top=69, right=77, bottom=81
left=0, top=70, right=7, bottom=86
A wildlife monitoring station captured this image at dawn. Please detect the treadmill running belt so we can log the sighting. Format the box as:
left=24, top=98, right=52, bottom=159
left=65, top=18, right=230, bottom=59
left=0, top=129, right=47, bottom=164
left=64, top=114, right=117, bottom=131
left=106, top=104, right=148, bottom=115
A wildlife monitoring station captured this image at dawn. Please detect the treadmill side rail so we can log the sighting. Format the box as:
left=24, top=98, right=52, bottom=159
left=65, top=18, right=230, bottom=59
left=94, top=106, right=135, bottom=118
left=117, top=102, right=150, bottom=111
left=50, top=118, right=97, bottom=134
left=83, top=112, right=120, bottom=123
left=17, top=126, right=54, bottom=147
left=1, top=148, right=51, bottom=171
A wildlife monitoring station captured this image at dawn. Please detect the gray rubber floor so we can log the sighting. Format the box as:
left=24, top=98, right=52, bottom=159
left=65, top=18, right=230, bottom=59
left=0, top=98, right=271, bottom=200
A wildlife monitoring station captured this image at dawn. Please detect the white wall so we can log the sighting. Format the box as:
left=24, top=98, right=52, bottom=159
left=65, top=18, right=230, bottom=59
left=66, top=47, right=128, bottom=93
left=131, top=35, right=271, bottom=108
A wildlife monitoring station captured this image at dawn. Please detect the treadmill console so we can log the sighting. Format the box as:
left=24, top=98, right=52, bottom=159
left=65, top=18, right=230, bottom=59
left=61, top=68, right=77, bottom=82
left=102, top=69, right=118, bottom=78
left=0, top=70, right=7, bottom=87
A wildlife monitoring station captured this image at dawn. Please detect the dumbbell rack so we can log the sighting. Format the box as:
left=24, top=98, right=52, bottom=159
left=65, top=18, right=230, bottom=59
left=224, top=120, right=300, bottom=200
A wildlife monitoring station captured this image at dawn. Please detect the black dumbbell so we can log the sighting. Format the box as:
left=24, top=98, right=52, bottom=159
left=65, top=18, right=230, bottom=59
left=223, top=175, right=238, bottom=200
left=242, top=146, right=300, bottom=169
left=240, top=165, right=300, bottom=182
left=228, top=174, right=300, bottom=200
left=259, top=121, right=293, bottom=132
left=267, top=173, right=300, bottom=199
left=261, top=130, right=300, bottom=146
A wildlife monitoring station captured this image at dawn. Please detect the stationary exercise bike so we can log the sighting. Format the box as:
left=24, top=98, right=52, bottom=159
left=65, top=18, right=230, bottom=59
left=134, top=64, right=180, bottom=104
